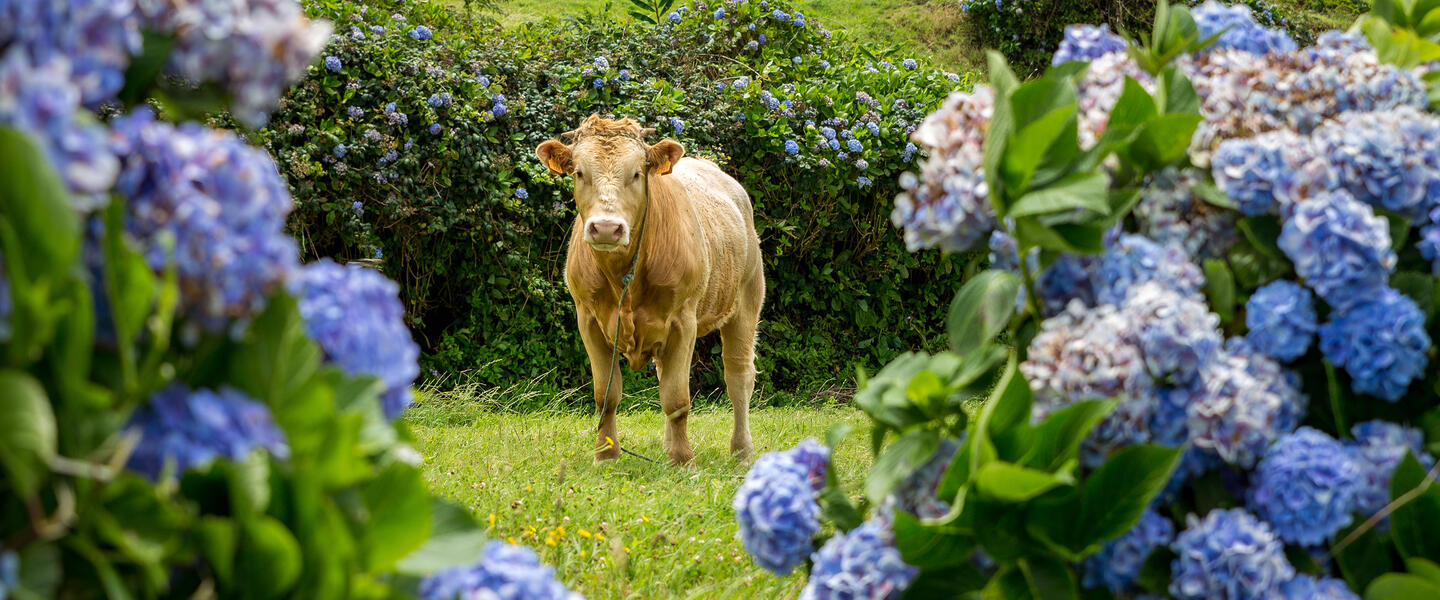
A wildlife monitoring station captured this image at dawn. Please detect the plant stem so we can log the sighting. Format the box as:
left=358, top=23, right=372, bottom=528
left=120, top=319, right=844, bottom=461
left=1325, top=361, right=1347, bottom=437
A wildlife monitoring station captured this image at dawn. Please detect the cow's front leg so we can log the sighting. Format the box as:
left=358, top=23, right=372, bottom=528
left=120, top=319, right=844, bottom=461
left=578, top=311, right=622, bottom=462
left=658, top=318, right=698, bottom=465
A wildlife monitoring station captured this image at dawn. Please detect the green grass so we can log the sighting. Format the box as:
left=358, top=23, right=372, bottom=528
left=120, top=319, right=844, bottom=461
left=477, top=0, right=977, bottom=72
left=406, top=387, right=874, bottom=599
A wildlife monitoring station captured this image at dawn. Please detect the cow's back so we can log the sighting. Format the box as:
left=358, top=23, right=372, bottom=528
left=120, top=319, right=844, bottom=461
left=668, top=157, right=761, bottom=335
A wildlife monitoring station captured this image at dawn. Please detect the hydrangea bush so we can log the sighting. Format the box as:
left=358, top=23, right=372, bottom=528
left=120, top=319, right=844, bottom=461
left=0, top=1, right=571, bottom=597
left=269, top=0, right=978, bottom=397
left=736, top=1, right=1440, bottom=597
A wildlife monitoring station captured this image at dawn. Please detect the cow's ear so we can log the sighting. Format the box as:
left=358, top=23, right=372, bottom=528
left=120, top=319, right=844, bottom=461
left=647, top=139, right=684, bottom=175
left=536, top=140, right=573, bottom=174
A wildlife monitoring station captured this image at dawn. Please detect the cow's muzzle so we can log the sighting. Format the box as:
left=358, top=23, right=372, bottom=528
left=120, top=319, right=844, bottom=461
left=584, top=217, right=629, bottom=250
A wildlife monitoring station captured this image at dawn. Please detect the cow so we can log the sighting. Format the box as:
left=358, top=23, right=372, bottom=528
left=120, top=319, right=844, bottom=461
left=535, top=115, right=764, bottom=465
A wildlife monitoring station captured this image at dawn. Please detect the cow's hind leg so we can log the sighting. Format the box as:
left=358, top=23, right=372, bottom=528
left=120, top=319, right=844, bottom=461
left=658, top=319, right=698, bottom=465
left=721, top=272, right=763, bottom=461
left=579, top=313, right=622, bottom=462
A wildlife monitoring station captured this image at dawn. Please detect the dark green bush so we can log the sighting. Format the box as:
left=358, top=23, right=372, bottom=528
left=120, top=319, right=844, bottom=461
left=268, top=0, right=980, bottom=399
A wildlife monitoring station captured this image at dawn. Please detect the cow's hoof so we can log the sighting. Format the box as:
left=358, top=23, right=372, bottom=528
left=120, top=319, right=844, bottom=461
left=668, top=448, right=695, bottom=466
left=594, top=450, right=620, bottom=463
left=730, top=443, right=752, bottom=463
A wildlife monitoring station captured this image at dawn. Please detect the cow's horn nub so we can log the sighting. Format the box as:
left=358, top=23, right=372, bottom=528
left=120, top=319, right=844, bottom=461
left=560, top=129, right=580, bottom=141
left=640, top=127, right=656, bottom=139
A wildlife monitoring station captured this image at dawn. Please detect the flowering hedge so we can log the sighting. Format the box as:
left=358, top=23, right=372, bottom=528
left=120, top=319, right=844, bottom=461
left=265, top=0, right=979, bottom=394
left=735, top=1, right=1440, bottom=598
left=0, top=1, right=573, bottom=598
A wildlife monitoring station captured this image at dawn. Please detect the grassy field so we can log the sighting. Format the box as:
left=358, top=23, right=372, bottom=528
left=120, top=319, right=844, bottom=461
left=405, top=387, right=875, bottom=599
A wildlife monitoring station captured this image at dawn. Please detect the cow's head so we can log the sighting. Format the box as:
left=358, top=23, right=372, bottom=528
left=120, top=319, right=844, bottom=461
left=536, top=115, right=684, bottom=252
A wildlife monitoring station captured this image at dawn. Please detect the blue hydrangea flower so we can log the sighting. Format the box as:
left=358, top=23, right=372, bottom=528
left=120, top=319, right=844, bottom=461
left=1136, top=167, right=1239, bottom=260
left=784, top=140, right=799, bottom=155
left=0, top=0, right=142, bottom=107
left=1094, top=234, right=1206, bottom=306
left=477, top=75, right=491, bottom=87
left=515, top=187, right=529, bottom=200
left=857, top=176, right=872, bottom=188
left=1280, top=575, right=1359, bottom=600
left=1082, top=509, right=1174, bottom=594
left=429, top=123, right=442, bottom=135
left=714, top=7, right=724, bottom=19
left=380, top=149, right=398, bottom=164
left=1279, top=191, right=1395, bottom=310
left=371, top=25, right=384, bottom=35
left=109, top=109, right=299, bottom=332
left=1224, top=337, right=1308, bottom=436
left=492, top=103, right=507, bottom=117
left=1245, top=280, right=1317, bottom=362
left=791, top=56, right=802, bottom=65
left=1247, top=427, right=1363, bottom=545
left=794, top=12, right=806, bottom=27
left=1192, top=0, right=1297, bottom=56
left=291, top=259, right=420, bottom=419
left=1312, top=108, right=1440, bottom=221
left=847, top=139, right=863, bottom=152
left=420, top=541, right=581, bottom=600
left=1346, top=420, right=1436, bottom=527
left=408, top=25, right=432, bottom=40
left=331, top=144, right=347, bottom=160
left=837, top=152, right=850, bottom=161
left=1319, top=288, right=1429, bottom=401
left=902, top=58, right=918, bottom=70
left=668, top=11, right=681, bottom=23
left=126, top=385, right=289, bottom=480
left=1171, top=348, right=1298, bottom=469
left=800, top=519, right=917, bottom=600
left=1052, top=24, right=1128, bottom=65
left=867, top=122, right=880, bottom=136
left=855, top=159, right=869, bottom=171
left=820, top=127, right=837, bottom=140
left=1211, top=132, right=1328, bottom=217
left=828, top=139, right=841, bottom=151
left=351, top=201, right=362, bottom=212
left=404, top=137, right=415, bottom=151
left=0, top=51, right=120, bottom=208
left=364, top=128, right=381, bottom=142
left=385, top=101, right=396, bottom=113
left=1170, top=509, right=1295, bottom=600
left=668, top=117, right=684, bottom=134
left=879, top=439, right=960, bottom=521
left=427, top=93, right=444, bottom=107
left=348, top=25, right=364, bottom=39
left=1123, top=282, right=1223, bottom=387
left=593, top=56, right=609, bottom=71
left=325, top=56, right=341, bottom=72
left=772, top=9, right=789, bottom=22
left=347, top=105, right=363, bottom=118
left=733, top=439, right=830, bottom=575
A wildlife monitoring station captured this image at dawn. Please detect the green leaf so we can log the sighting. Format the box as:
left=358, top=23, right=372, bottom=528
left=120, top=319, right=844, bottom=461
left=1008, top=172, right=1112, bottom=219
left=197, top=517, right=238, bottom=588
left=1020, top=555, right=1079, bottom=600
left=1016, top=219, right=1108, bottom=255
left=0, top=127, right=80, bottom=283
left=825, top=422, right=854, bottom=450
left=1203, top=259, right=1237, bottom=324
left=984, top=51, right=1019, bottom=213
left=1159, top=66, right=1201, bottom=115
left=1024, top=487, right=1084, bottom=560
left=902, top=563, right=987, bottom=599
left=819, top=484, right=865, bottom=532
left=362, top=462, right=434, bottom=571
left=1106, top=78, right=1159, bottom=133
left=866, top=429, right=942, bottom=503
left=14, top=543, right=61, bottom=600
left=0, top=370, right=56, bottom=498
left=118, top=32, right=176, bottom=108
left=854, top=353, right=934, bottom=428
left=981, top=351, right=1033, bottom=439
left=395, top=499, right=490, bottom=574
left=1389, top=452, right=1440, bottom=562
left=1405, top=558, right=1440, bottom=587
left=984, top=566, right=1034, bottom=600
left=948, top=270, right=1021, bottom=357
left=1126, top=113, right=1203, bottom=170
left=1135, top=546, right=1177, bottom=595
left=1391, top=271, right=1437, bottom=321
left=1229, top=240, right=1291, bottom=289
left=1365, top=573, right=1440, bottom=600
left=974, top=461, right=1074, bottom=502
left=1078, top=445, right=1182, bottom=550
left=1002, top=104, right=1078, bottom=193
left=893, top=510, right=975, bottom=569
left=236, top=516, right=303, bottom=600
left=1016, top=400, right=1116, bottom=472
left=229, top=294, right=323, bottom=407
left=1335, top=523, right=1396, bottom=592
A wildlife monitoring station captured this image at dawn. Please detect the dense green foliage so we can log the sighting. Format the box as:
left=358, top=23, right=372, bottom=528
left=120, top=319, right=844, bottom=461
left=270, top=0, right=980, bottom=396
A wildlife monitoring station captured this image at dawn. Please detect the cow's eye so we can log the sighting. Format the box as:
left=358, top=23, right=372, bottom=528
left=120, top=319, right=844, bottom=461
left=575, top=170, right=584, bottom=179
left=632, top=172, right=640, bottom=181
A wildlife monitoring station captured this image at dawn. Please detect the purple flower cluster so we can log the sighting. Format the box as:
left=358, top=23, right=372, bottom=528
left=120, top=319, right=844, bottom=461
left=1081, top=508, right=1174, bottom=594
left=1191, top=0, right=1297, bottom=56
left=734, top=439, right=830, bottom=575
left=109, top=109, right=301, bottom=333
left=1134, top=167, right=1238, bottom=259
left=1244, top=280, right=1317, bottom=363
left=138, top=0, right=332, bottom=127
left=1246, top=427, right=1363, bottom=545
left=1093, top=234, right=1207, bottom=307
left=1311, top=107, right=1440, bottom=221
left=291, top=259, right=420, bottom=419
left=1211, top=131, right=1329, bottom=217
left=126, top=384, right=289, bottom=480
left=892, top=86, right=997, bottom=252
left=800, top=519, right=917, bottom=600
left=1346, top=420, right=1436, bottom=525
left=419, top=541, right=581, bottom=600
left=1319, top=288, right=1430, bottom=402
left=0, top=0, right=142, bottom=107
left=1278, top=191, right=1395, bottom=310
left=1280, top=575, right=1360, bottom=600
left=1170, top=509, right=1295, bottom=600
left=1051, top=24, right=1127, bottom=65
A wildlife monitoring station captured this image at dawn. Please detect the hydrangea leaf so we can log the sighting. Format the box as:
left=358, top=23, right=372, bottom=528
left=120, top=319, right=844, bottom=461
left=1077, top=445, right=1181, bottom=551
left=892, top=510, right=976, bottom=569
left=1388, top=452, right=1440, bottom=563
left=1404, top=558, right=1440, bottom=588
left=102, top=199, right=157, bottom=368
left=1001, top=103, right=1078, bottom=194
left=394, top=499, right=490, bottom=574
left=866, top=428, right=941, bottom=504
left=196, top=517, right=238, bottom=588
left=1391, top=272, right=1437, bottom=321
left=1008, top=172, right=1112, bottom=219
left=0, top=370, right=57, bottom=498
left=0, top=127, right=80, bottom=286
left=947, top=270, right=1021, bottom=358
left=855, top=352, right=935, bottom=428
left=974, top=460, right=1075, bottom=502
left=1158, top=66, right=1201, bottom=115
left=1364, top=573, right=1440, bottom=599
left=229, top=293, right=323, bottom=409
left=362, top=462, right=433, bottom=571
left=1202, top=259, right=1236, bottom=324
left=1334, top=523, right=1395, bottom=590
left=1018, top=555, right=1080, bottom=600
left=981, top=565, right=1032, bottom=600
left=1107, top=78, right=1159, bottom=134
left=235, top=515, right=303, bottom=599
left=901, top=562, right=986, bottom=599
left=1015, top=399, right=1116, bottom=472
left=1125, top=113, right=1203, bottom=171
